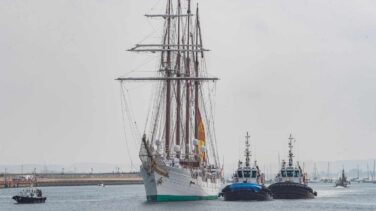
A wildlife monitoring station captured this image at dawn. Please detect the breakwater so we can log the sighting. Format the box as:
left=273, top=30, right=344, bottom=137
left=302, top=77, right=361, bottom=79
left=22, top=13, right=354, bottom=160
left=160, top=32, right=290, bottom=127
left=0, top=172, right=142, bottom=188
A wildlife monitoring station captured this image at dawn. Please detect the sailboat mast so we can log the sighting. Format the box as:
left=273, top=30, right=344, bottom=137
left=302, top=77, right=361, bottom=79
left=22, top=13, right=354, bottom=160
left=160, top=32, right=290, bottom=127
left=185, top=0, right=191, bottom=159
left=165, top=0, right=172, bottom=159
left=357, top=164, right=360, bottom=179
left=372, top=160, right=376, bottom=181
left=175, top=0, right=182, bottom=156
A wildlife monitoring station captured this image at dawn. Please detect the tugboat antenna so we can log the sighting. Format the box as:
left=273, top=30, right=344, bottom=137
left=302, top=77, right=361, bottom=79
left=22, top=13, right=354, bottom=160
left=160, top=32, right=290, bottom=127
left=288, top=134, right=294, bottom=167
left=245, top=132, right=251, bottom=167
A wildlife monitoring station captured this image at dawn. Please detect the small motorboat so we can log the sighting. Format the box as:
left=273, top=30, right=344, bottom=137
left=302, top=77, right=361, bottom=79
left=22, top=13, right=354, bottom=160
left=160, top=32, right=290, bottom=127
left=269, top=134, right=317, bottom=199
left=335, top=168, right=350, bottom=188
left=219, top=132, right=273, bottom=201
left=12, top=188, right=46, bottom=204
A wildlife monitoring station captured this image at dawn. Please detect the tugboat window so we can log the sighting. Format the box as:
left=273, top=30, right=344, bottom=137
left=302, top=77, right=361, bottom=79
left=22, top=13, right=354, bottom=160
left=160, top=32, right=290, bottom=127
left=281, top=171, right=287, bottom=177
left=237, top=171, right=243, bottom=178
left=287, top=170, right=293, bottom=177
left=252, top=171, right=257, bottom=178
left=244, top=171, right=250, bottom=178
left=294, top=170, right=300, bottom=177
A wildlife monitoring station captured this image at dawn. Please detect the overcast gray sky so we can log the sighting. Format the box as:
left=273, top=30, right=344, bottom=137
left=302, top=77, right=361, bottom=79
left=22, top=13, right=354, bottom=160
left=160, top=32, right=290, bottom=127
left=1, top=0, right=375, bottom=171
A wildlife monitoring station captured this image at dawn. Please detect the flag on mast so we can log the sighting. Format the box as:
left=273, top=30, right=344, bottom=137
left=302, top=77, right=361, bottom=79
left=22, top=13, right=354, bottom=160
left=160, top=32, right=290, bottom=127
left=197, top=108, right=206, bottom=161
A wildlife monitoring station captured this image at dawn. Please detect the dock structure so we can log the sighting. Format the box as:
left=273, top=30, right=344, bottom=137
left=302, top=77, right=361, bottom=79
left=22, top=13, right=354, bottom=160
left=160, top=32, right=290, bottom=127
left=0, top=172, right=142, bottom=188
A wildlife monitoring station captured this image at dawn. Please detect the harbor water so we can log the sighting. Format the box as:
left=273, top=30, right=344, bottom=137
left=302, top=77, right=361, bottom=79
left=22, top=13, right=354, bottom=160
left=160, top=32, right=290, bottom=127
left=1, top=183, right=376, bottom=211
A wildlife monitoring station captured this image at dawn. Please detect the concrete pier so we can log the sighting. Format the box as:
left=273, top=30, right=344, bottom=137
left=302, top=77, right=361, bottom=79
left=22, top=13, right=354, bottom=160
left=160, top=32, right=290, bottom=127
left=0, top=172, right=142, bottom=188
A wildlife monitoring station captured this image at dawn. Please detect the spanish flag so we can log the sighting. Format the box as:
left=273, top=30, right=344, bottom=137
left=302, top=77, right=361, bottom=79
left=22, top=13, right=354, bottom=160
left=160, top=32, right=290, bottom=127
left=196, top=108, right=206, bottom=161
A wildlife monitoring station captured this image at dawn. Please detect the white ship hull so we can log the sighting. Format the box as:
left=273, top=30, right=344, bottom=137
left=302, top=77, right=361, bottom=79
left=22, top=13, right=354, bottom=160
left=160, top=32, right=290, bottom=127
left=140, top=164, right=221, bottom=202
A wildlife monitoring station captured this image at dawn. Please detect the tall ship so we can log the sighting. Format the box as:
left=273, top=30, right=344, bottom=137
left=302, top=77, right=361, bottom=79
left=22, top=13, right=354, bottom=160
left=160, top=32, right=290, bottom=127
left=117, top=0, right=222, bottom=202
left=269, top=134, right=317, bottom=199
left=220, top=132, right=272, bottom=201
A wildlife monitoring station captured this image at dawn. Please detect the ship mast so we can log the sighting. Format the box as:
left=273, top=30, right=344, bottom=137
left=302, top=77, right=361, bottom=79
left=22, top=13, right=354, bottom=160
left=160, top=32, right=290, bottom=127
left=165, top=0, right=172, bottom=159
left=175, top=0, right=182, bottom=158
left=288, top=134, right=294, bottom=167
left=184, top=0, right=191, bottom=159
left=245, top=132, right=251, bottom=167
left=194, top=5, right=199, bottom=143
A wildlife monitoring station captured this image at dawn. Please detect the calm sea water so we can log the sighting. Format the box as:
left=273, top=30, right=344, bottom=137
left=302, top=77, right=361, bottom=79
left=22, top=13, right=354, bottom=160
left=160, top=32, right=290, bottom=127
left=1, top=183, right=376, bottom=211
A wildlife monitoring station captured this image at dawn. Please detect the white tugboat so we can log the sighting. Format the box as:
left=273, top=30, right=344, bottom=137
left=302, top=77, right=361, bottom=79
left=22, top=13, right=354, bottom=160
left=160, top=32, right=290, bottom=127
left=117, top=0, right=222, bottom=202
left=220, top=132, right=272, bottom=201
left=269, top=134, right=317, bottom=199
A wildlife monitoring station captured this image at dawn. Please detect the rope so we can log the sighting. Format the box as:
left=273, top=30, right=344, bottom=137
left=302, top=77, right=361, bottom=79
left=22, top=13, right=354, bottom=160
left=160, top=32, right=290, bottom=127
left=119, top=85, right=135, bottom=171
left=120, top=55, right=157, bottom=78
left=120, top=83, right=140, bottom=149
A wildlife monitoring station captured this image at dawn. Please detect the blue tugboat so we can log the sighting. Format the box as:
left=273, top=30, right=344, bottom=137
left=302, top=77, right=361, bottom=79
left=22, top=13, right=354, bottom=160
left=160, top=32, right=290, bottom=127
left=220, top=132, right=273, bottom=201
left=269, top=134, right=317, bottom=199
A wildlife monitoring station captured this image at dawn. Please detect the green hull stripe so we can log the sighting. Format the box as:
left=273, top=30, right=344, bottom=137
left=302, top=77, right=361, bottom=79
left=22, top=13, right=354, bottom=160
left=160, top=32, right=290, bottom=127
left=147, top=195, right=218, bottom=202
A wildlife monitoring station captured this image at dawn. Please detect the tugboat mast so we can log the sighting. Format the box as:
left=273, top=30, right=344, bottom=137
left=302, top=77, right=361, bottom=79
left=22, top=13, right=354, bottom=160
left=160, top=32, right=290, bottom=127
left=288, top=134, right=294, bottom=167
left=245, top=132, right=251, bottom=167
